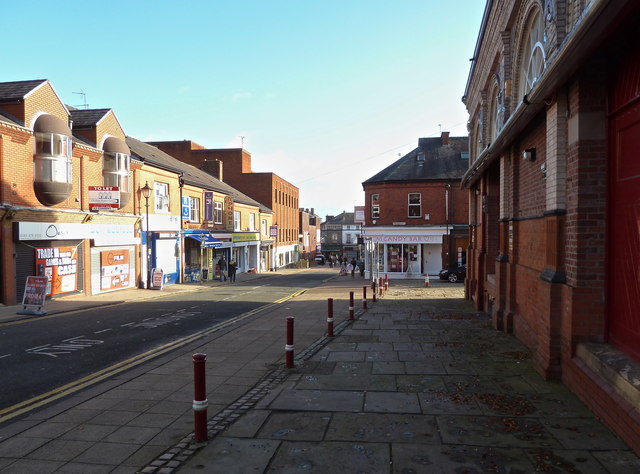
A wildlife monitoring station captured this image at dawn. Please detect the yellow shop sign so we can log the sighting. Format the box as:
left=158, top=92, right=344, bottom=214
left=232, top=232, right=260, bottom=242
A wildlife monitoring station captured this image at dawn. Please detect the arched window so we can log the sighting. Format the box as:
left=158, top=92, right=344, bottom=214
left=102, top=137, right=131, bottom=208
left=519, top=8, right=546, bottom=98
left=490, top=85, right=500, bottom=141
left=33, top=114, right=73, bottom=206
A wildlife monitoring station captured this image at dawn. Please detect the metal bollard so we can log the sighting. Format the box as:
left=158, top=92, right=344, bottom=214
left=362, top=286, right=368, bottom=309
left=327, top=298, right=334, bottom=337
left=349, top=291, right=354, bottom=320
left=372, top=281, right=377, bottom=302
left=379, top=277, right=384, bottom=296
left=285, top=316, right=295, bottom=368
left=385, top=274, right=389, bottom=290
left=192, top=353, right=208, bottom=442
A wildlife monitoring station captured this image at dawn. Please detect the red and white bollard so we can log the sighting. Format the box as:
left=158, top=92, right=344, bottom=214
left=362, top=286, right=368, bottom=309
left=285, top=316, right=295, bottom=369
left=192, top=353, right=208, bottom=442
left=424, top=274, right=430, bottom=287
left=384, top=274, right=389, bottom=290
left=379, top=277, right=384, bottom=297
left=349, top=291, right=354, bottom=320
left=372, top=281, right=377, bottom=302
left=327, top=298, right=334, bottom=337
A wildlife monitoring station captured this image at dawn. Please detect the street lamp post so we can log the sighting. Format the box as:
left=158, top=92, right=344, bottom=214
left=445, top=183, right=451, bottom=268
left=141, top=181, right=152, bottom=289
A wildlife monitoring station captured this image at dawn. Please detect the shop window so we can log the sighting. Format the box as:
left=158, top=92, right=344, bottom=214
left=189, top=197, right=200, bottom=222
left=33, top=114, right=73, bottom=206
left=408, top=193, right=421, bottom=217
left=214, top=201, right=223, bottom=224
left=154, top=182, right=169, bottom=213
left=102, top=137, right=131, bottom=208
left=387, top=244, right=419, bottom=273
left=371, top=194, right=380, bottom=219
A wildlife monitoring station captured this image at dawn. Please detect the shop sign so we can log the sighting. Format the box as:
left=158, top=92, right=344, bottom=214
left=181, top=197, right=191, bottom=220
left=204, top=192, right=213, bottom=222
left=224, top=195, right=234, bottom=231
left=16, top=222, right=134, bottom=241
left=232, top=232, right=259, bottom=242
left=354, top=206, right=365, bottom=224
left=100, top=249, right=130, bottom=290
left=269, top=225, right=278, bottom=238
left=369, top=234, right=441, bottom=244
left=36, top=246, right=78, bottom=296
left=88, top=186, right=120, bottom=211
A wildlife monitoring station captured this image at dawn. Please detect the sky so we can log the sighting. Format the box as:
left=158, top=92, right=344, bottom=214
left=2, top=0, right=485, bottom=219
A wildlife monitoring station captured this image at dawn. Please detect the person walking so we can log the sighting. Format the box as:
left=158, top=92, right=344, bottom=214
left=228, top=260, right=237, bottom=283
left=217, top=255, right=227, bottom=281
left=347, top=261, right=354, bottom=278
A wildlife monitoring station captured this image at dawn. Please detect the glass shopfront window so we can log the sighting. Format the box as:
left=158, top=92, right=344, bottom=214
left=386, top=244, right=419, bottom=273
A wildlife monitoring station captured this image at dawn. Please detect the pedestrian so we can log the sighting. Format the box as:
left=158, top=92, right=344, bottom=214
left=228, top=260, right=237, bottom=282
left=217, top=255, right=227, bottom=281
left=358, top=259, right=365, bottom=277
left=347, top=261, right=354, bottom=278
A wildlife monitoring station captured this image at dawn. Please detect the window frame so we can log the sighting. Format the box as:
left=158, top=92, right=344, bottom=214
left=233, top=211, right=241, bottom=231
left=154, top=182, right=170, bottom=213
left=371, top=193, right=380, bottom=219
left=189, top=197, right=200, bottom=222
left=214, top=200, right=223, bottom=224
left=408, top=193, right=421, bottom=218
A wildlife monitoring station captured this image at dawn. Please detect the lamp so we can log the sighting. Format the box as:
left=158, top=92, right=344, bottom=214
left=141, top=181, right=152, bottom=288
left=522, top=148, right=536, bottom=161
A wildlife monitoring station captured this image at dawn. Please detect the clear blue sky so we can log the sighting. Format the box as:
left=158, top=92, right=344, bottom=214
left=2, top=0, right=485, bottom=219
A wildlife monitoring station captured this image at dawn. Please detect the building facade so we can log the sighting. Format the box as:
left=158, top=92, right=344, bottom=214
left=362, top=133, right=469, bottom=278
left=148, top=142, right=299, bottom=270
left=320, top=212, right=361, bottom=260
left=298, top=208, right=320, bottom=262
left=463, top=0, right=640, bottom=453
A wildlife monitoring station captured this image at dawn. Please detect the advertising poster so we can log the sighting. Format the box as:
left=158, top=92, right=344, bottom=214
left=204, top=192, right=213, bottom=222
left=100, top=249, right=130, bottom=290
left=22, top=276, right=48, bottom=307
left=35, top=246, right=78, bottom=296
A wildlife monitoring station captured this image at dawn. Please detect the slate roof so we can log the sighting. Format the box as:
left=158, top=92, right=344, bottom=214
left=70, top=109, right=111, bottom=128
left=126, top=136, right=272, bottom=213
left=0, top=79, right=47, bottom=101
left=363, top=136, right=469, bottom=184
left=324, top=212, right=356, bottom=225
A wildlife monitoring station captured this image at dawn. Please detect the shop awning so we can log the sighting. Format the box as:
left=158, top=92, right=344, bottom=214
left=186, top=234, right=222, bottom=248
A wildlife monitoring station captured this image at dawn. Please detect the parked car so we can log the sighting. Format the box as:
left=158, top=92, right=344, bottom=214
left=314, top=254, right=326, bottom=265
left=439, top=264, right=466, bottom=283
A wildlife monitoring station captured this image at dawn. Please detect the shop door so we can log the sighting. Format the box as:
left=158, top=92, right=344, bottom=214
left=608, top=91, right=640, bottom=362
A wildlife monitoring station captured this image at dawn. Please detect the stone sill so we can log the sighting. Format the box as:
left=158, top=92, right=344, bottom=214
left=576, top=342, right=640, bottom=410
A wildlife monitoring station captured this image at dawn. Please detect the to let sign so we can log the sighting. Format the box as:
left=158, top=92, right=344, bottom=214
left=88, top=186, right=120, bottom=211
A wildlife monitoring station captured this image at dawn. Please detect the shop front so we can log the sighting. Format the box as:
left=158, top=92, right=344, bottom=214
left=366, top=229, right=445, bottom=279
left=232, top=232, right=260, bottom=273
left=183, top=230, right=223, bottom=283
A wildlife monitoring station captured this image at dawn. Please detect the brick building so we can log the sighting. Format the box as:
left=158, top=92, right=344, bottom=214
left=298, top=208, right=320, bottom=262
left=148, top=142, right=299, bottom=270
left=362, top=132, right=469, bottom=278
left=320, top=212, right=361, bottom=261
left=463, top=0, right=640, bottom=453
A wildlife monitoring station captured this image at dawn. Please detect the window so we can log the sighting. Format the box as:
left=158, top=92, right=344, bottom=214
left=214, top=201, right=223, bottom=224
left=234, top=211, right=241, bottom=231
left=408, top=193, right=421, bottom=217
left=34, top=131, right=73, bottom=206
left=249, top=213, right=256, bottom=231
left=261, top=219, right=267, bottom=236
left=155, top=182, right=169, bottom=213
left=371, top=194, right=380, bottom=219
left=330, top=233, right=338, bottom=242
left=189, top=197, right=200, bottom=222
left=520, top=8, right=546, bottom=98
left=346, top=234, right=352, bottom=244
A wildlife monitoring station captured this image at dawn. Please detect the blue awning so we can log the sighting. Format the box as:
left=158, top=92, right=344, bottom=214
left=186, top=234, right=222, bottom=248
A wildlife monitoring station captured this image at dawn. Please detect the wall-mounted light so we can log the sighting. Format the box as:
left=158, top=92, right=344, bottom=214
left=522, top=148, right=536, bottom=161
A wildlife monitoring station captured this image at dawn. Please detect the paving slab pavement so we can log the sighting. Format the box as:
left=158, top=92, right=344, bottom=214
left=0, top=271, right=638, bottom=473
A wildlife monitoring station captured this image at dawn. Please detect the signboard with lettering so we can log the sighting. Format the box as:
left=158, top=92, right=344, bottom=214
left=224, top=195, right=234, bottom=231
left=100, top=249, right=130, bottom=290
left=88, top=186, right=120, bottom=211
left=36, top=246, right=78, bottom=296
left=182, top=197, right=191, bottom=220
left=204, top=192, right=213, bottom=222
left=270, top=225, right=278, bottom=238
left=22, top=276, right=48, bottom=307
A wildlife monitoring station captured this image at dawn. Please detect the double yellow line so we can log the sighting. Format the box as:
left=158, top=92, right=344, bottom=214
left=0, top=289, right=306, bottom=424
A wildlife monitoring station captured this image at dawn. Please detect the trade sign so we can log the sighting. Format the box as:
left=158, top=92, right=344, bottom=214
left=88, top=186, right=120, bottom=211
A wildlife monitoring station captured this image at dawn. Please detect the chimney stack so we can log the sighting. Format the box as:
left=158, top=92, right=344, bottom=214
left=201, top=159, right=223, bottom=181
left=441, top=131, right=450, bottom=146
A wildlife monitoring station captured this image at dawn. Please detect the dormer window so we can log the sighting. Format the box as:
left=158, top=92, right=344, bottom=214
left=33, top=114, right=73, bottom=206
left=102, top=137, right=131, bottom=208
